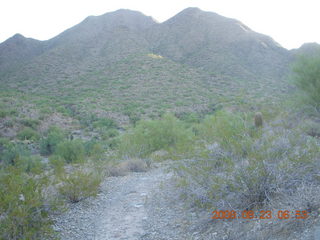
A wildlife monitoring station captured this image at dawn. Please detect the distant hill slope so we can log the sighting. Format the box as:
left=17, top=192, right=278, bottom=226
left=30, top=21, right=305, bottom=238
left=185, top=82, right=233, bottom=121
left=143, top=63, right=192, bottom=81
left=147, top=7, right=292, bottom=81
left=291, top=42, right=320, bottom=57
left=0, top=34, right=47, bottom=76
left=0, top=8, right=302, bottom=123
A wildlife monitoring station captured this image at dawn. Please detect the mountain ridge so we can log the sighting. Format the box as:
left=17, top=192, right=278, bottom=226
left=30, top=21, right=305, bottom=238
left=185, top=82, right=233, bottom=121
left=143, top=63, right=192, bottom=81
left=0, top=7, right=310, bottom=123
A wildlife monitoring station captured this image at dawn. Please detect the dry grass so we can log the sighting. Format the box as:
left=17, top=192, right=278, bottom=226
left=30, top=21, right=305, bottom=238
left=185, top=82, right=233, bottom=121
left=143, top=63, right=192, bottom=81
left=108, top=158, right=148, bottom=177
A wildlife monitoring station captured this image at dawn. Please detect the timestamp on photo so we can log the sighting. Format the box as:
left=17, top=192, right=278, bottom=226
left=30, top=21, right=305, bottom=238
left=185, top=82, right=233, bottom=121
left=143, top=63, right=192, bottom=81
left=211, top=210, right=309, bottom=220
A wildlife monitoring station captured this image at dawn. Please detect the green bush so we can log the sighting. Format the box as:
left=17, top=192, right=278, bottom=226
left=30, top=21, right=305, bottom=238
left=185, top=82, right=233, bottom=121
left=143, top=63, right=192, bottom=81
left=17, top=127, right=40, bottom=141
left=0, top=167, right=56, bottom=239
left=1, top=143, right=30, bottom=166
left=58, top=168, right=103, bottom=203
left=84, top=140, right=105, bottom=160
left=101, top=128, right=119, bottom=140
left=174, top=117, right=320, bottom=211
left=292, top=51, right=320, bottom=109
left=16, top=155, right=44, bottom=174
left=55, top=140, right=85, bottom=163
left=20, top=119, right=40, bottom=130
left=119, top=113, right=194, bottom=158
left=0, top=137, right=10, bottom=155
left=0, top=109, right=7, bottom=118
left=40, top=126, right=65, bottom=155
left=48, top=155, right=66, bottom=179
left=196, top=110, right=253, bottom=155
left=93, top=118, right=118, bottom=129
left=0, top=108, right=17, bottom=118
left=175, top=112, right=201, bottom=124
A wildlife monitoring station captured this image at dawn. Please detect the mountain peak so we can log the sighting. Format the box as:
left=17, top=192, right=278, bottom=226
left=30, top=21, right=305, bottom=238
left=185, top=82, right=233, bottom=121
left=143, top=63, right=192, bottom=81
left=11, top=33, right=25, bottom=39
left=174, top=7, right=205, bottom=18
left=180, top=7, right=202, bottom=13
left=85, top=8, right=157, bottom=31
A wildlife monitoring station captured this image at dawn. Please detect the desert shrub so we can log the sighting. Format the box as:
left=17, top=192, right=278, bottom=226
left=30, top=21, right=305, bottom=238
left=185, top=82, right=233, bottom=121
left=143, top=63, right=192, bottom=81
left=17, top=127, right=40, bottom=141
left=122, top=104, right=141, bottom=125
left=20, top=119, right=40, bottom=129
left=58, top=168, right=103, bottom=203
left=4, top=119, right=14, bottom=128
left=119, top=159, right=147, bottom=172
left=1, top=143, right=30, bottom=166
left=108, top=159, right=147, bottom=176
left=15, top=155, right=44, bottom=174
left=0, top=167, right=56, bottom=239
left=48, top=154, right=65, bottom=174
left=119, top=113, right=194, bottom=158
left=1, top=143, right=44, bottom=173
left=55, top=140, right=85, bottom=164
left=175, top=112, right=201, bottom=124
left=195, top=110, right=254, bottom=155
left=292, top=51, right=320, bottom=109
left=0, top=137, right=10, bottom=155
left=174, top=117, right=320, bottom=211
left=84, top=140, right=105, bottom=160
left=93, top=118, right=118, bottom=129
left=78, top=113, right=98, bottom=127
left=101, top=128, right=119, bottom=140
left=40, top=126, right=65, bottom=155
left=297, top=118, right=320, bottom=139
left=0, top=108, right=17, bottom=118
left=128, top=113, right=141, bottom=125
left=106, top=137, right=120, bottom=150
left=0, top=109, right=6, bottom=118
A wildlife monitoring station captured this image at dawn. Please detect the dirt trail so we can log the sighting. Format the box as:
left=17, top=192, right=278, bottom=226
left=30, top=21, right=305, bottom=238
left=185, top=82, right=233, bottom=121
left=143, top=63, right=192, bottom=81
left=53, top=165, right=176, bottom=240
left=53, top=161, right=320, bottom=240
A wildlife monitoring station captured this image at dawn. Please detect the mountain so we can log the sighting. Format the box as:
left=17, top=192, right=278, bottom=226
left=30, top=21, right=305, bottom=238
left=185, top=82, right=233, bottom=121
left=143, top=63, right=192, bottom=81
left=147, top=7, right=291, bottom=81
left=1, top=9, right=156, bottom=86
left=291, top=42, right=320, bottom=57
left=0, top=8, right=296, bottom=124
left=0, top=34, right=46, bottom=76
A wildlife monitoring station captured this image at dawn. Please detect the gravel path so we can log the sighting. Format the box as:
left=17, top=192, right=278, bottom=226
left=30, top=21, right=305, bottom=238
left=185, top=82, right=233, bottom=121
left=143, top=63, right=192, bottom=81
left=52, top=161, right=319, bottom=240
left=52, top=163, right=194, bottom=240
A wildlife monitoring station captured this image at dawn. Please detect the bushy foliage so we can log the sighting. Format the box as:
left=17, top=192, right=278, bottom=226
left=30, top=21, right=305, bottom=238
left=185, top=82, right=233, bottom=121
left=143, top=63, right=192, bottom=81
left=195, top=110, right=254, bottom=155
left=119, top=113, right=195, bottom=158
left=175, top=112, right=201, bottom=124
left=1, top=143, right=30, bottom=166
left=58, top=168, right=103, bottom=203
left=16, top=155, right=44, bottom=174
left=101, top=128, right=119, bottom=141
left=40, top=126, right=65, bottom=155
left=20, top=119, right=40, bottom=129
left=0, top=167, right=57, bottom=239
left=55, top=139, right=85, bottom=164
left=17, top=127, right=40, bottom=141
left=0, top=141, right=44, bottom=174
left=84, top=140, right=105, bottom=160
left=293, top=51, right=320, bottom=109
left=174, top=111, right=320, bottom=212
left=93, top=118, right=118, bottom=129
left=0, top=108, right=17, bottom=118
left=48, top=154, right=65, bottom=175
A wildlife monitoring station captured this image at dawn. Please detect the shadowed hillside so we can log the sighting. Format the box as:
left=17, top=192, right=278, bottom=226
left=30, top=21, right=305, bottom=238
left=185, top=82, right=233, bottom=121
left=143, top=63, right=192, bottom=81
left=0, top=8, right=296, bottom=124
left=147, top=7, right=292, bottom=81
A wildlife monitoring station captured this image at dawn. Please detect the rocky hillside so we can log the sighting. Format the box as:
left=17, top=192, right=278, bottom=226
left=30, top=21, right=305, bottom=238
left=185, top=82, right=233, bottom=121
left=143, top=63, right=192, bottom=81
left=0, top=8, right=299, bottom=123
left=147, top=7, right=292, bottom=81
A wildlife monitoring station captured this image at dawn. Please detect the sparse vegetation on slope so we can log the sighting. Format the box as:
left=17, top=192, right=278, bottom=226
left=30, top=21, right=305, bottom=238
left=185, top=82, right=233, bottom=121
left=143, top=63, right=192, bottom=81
left=0, top=7, right=319, bottom=240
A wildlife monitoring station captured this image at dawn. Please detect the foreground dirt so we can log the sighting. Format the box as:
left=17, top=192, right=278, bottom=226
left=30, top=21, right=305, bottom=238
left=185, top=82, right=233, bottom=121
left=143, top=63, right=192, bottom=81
left=52, top=161, right=319, bottom=240
left=52, top=162, right=200, bottom=240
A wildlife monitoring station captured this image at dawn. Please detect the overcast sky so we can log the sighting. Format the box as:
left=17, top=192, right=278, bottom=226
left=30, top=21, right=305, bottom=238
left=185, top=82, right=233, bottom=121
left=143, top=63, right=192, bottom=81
left=0, top=0, right=319, bottom=49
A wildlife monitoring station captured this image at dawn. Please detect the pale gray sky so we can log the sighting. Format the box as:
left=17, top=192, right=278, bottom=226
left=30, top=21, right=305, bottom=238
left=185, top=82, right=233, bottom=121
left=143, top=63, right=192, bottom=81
left=0, top=0, right=319, bottom=49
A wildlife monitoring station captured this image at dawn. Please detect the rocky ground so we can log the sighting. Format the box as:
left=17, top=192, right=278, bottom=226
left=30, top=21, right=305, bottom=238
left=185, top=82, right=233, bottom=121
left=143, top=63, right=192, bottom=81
left=52, top=161, right=320, bottom=240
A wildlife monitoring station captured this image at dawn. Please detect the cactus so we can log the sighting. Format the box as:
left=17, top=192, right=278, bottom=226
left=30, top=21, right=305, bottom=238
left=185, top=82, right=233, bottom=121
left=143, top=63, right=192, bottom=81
left=254, top=112, right=263, bottom=128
